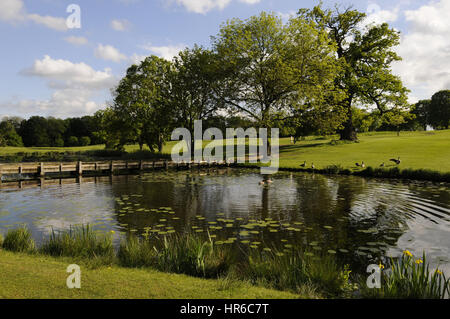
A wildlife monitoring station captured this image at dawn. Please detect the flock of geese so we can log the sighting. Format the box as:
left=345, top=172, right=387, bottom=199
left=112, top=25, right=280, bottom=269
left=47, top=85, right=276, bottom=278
left=260, top=157, right=402, bottom=185
left=298, top=157, right=401, bottom=169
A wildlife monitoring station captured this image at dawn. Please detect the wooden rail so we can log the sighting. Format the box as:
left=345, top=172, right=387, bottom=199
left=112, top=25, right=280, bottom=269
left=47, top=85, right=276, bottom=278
left=0, top=160, right=232, bottom=183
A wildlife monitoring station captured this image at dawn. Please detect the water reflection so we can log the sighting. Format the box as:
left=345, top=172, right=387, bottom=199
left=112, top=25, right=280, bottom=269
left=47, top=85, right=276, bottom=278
left=0, top=169, right=449, bottom=275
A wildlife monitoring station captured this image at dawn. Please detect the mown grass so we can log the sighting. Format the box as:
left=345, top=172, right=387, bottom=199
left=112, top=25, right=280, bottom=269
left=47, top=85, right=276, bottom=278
left=0, top=250, right=301, bottom=299
left=276, top=130, right=450, bottom=173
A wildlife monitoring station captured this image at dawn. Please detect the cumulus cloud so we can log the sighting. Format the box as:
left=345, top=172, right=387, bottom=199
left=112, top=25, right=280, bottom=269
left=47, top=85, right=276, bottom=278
left=0, top=0, right=68, bottom=31
left=392, top=0, right=450, bottom=102
left=1, top=90, right=100, bottom=118
left=140, top=44, right=186, bottom=60
left=2, top=55, right=119, bottom=118
left=173, top=0, right=260, bottom=14
left=0, top=0, right=26, bottom=23
left=111, top=19, right=131, bottom=31
left=94, top=44, right=128, bottom=63
left=364, top=3, right=399, bottom=27
left=64, top=36, right=88, bottom=46
left=22, top=55, right=116, bottom=89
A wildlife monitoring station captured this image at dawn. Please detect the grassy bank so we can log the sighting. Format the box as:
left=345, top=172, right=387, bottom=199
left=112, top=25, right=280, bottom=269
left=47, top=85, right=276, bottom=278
left=0, top=250, right=299, bottom=299
left=1, top=226, right=449, bottom=299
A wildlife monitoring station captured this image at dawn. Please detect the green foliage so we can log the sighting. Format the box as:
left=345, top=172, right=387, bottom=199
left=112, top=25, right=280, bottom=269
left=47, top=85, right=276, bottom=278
left=212, top=11, right=341, bottom=132
left=40, top=225, right=114, bottom=262
left=67, top=136, right=79, bottom=147
left=299, top=5, right=410, bottom=140
left=112, top=56, right=174, bottom=152
left=2, top=227, right=35, bottom=253
left=119, top=233, right=234, bottom=278
left=0, top=119, right=23, bottom=147
left=169, top=46, right=220, bottom=143
left=79, top=136, right=91, bottom=146
left=429, top=90, right=450, bottom=129
left=235, top=248, right=355, bottom=297
left=360, top=252, right=450, bottom=299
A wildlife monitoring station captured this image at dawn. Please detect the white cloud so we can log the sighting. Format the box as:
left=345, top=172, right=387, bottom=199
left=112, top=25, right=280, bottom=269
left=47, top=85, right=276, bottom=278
left=3, top=55, right=119, bottom=118
left=141, top=44, right=186, bottom=60
left=1, top=90, right=101, bottom=118
left=175, top=0, right=231, bottom=14
left=27, top=13, right=67, bottom=31
left=111, top=19, right=131, bottom=31
left=364, top=3, right=399, bottom=27
left=277, top=10, right=295, bottom=23
left=0, top=0, right=25, bottom=23
left=94, top=44, right=128, bottom=63
left=129, top=53, right=148, bottom=64
left=239, top=0, right=261, bottom=4
left=0, top=0, right=68, bottom=31
left=173, top=0, right=260, bottom=14
left=64, top=36, right=88, bottom=46
left=392, top=0, right=450, bottom=102
left=22, top=55, right=116, bottom=89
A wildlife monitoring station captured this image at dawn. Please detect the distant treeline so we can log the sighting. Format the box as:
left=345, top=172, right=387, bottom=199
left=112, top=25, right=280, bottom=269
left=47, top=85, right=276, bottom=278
left=0, top=114, right=258, bottom=148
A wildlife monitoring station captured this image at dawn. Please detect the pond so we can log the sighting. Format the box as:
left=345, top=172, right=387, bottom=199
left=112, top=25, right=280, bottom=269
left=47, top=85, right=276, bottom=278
left=1, top=168, right=449, bottom=276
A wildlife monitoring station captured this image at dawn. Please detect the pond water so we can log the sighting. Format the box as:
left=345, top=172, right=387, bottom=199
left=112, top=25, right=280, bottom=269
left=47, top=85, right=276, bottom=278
left=1, top=168, right=449, bottom=275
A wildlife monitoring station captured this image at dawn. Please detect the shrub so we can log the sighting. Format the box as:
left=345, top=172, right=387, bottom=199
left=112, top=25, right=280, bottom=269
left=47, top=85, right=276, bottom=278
left=67, top=136, right=79, bottom=147
left=2, top=227, right=35, bottom=253
left=79, top=136, right=91, bottom=146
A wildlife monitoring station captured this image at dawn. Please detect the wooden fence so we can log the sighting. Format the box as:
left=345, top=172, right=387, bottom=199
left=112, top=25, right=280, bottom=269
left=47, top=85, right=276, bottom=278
left=0, top=160, right=231, bottom=183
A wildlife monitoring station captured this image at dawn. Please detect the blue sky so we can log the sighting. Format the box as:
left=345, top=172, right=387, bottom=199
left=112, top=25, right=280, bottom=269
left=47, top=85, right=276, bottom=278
left=0, top=0, right=449, bottom=118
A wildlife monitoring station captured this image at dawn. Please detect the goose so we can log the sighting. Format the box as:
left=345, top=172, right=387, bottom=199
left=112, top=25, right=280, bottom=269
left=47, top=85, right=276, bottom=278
left=356, top=161, right=365, bottom=168
left=300, top=161, right=306, bottom=168
left=311, top=163, right=315, bottom=169
left=390, top=157, right=401, bottom=165
left=380, top=162, right=385, bottom=167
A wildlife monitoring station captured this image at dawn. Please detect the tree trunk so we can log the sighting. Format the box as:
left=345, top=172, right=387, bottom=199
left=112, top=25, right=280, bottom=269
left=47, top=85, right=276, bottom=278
left=339, top=98, right=358, bottom=141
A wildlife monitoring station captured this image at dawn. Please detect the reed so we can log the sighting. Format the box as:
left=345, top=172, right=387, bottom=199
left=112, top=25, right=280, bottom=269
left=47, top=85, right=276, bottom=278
left=2, top=227, right=35, bottom=253
left=40, top=225, right=114, bottom=262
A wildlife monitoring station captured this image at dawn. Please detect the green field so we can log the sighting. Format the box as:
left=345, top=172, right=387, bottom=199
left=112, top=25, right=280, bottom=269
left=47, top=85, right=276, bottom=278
left=276, top=130, right=450, bottom=173
left=1, top=130, right=449, bottom=173
left=0, top=250, right=303, bottom=299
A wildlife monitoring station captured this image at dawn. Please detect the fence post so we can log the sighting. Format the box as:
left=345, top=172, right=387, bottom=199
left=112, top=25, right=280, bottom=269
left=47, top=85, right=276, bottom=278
left=139, top=160, right=143, bottom=171
left=77, top=161, right=83, bottom=176
left=39, top=162, right=45, bottom=177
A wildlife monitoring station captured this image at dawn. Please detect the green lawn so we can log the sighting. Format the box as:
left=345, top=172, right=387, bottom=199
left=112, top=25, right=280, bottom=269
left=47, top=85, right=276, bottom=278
left=0, top=250, right=303, bottom=299
left=1, top=130, right=449, bottom=172
left=277, top=130, right=450, bottom=172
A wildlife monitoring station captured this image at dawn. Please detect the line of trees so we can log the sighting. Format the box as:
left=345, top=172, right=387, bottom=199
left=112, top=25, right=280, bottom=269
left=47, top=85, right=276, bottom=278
left=2, top=5, right=449, bottom=150
left=0, top=116, right=104, bottom=147
left=103, top=4, right=412, bottom=151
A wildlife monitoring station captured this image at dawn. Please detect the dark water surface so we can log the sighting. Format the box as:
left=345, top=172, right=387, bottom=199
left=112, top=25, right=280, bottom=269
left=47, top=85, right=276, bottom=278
left=1, top=168, right=449, bottom=275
